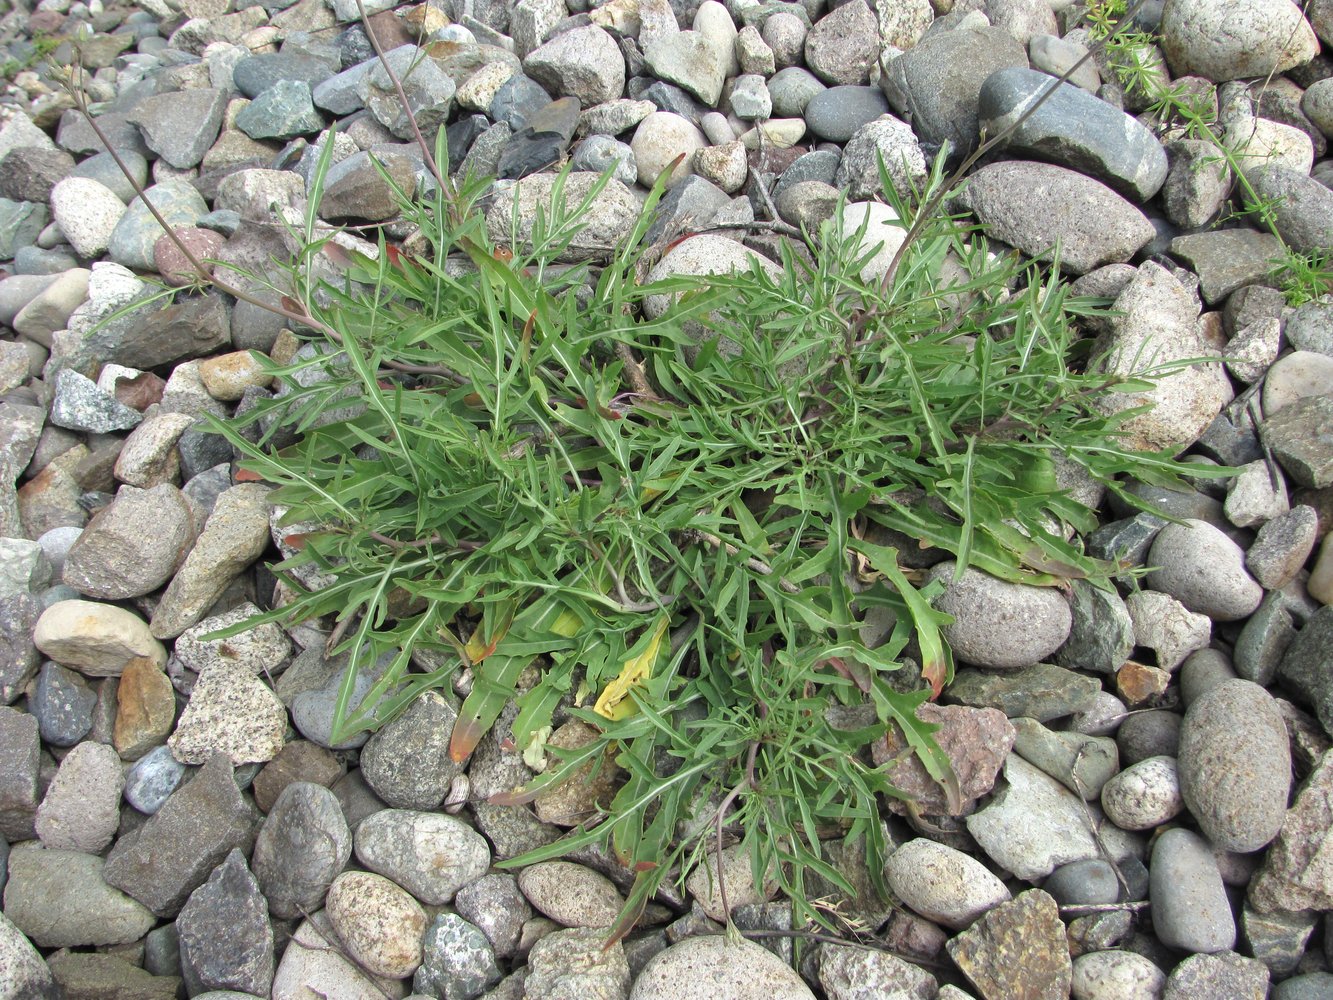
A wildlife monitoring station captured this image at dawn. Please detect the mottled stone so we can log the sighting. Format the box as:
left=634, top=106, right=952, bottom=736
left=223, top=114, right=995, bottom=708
left=629, top=935, right=812, bottom=1000
left=412, top=913, right=502, bottom=1000
left=252, top=781, right=352, bottom=919
left=4, top=848, right=156, bottom=948
left=168, top=662, right=286, bottom=766
left=355, top=809, right=491, bottom=906
left=177, top=849, right=274, bottom=997
left=35, top=739, right=123, bottom=852
left=1249, top=749, right=1333, bottom=913
left=884, top=838, right=1011, bottom=930
left=360, top=691, right=462, bottom=809
left=62, top=484, right=195, bottom=600
left=519, top=861, right=625, bottom=928
left=326, top=870, right=427, bottom=979
left=945, top=662, right=1102, bottom=722
left=875, top=703, right=1014, bottom=816
left=114, top=656, right=177, bottom=760
left=946, top=890, right=1071, bottom=1000
left=252, top=740, right=342, bottom=813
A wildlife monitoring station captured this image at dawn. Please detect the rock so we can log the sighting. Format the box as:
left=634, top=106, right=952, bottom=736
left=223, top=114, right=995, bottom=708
left=62, top=484, right=196, bottom=600
left=816, top=944, right=936, bottom=1000
left=44, top=952, right=181, bottom=1000
left=945, top=662, right=1102, bottom=722
left=875, top=702, right=1014, bottom=815
left=946, top=890, right=1071, bottom=1000
left=685, top=844, right=779, bottom=922
left=252, top=781, right=352, bottom=919
left=1070, top=951, right=1165, bottom=1000
left=1245, top=164, right=1333, bottom=254
left=766, top=66, right=825, bottom=119
left=34, top=599, right=166, bottom=677
left=127, top=89, right=228, bottom=169
left=50, top=369, right=143, bottom=434
left=883, top=838, right=1010, bottom=930
left=412, top=913, right=502, bottom=1000
left=235, top=81, right=325, bottom=140
left=29, top=661, right=96, bottom=747
left=1265, top=350, right=1333, bottom=415
left=518, top=861, right=624, bottom=928
left=150, top=483, right=272, bottom=639
left=174, top=603, right=291, bottom=677
left=326, top=871, right=428, bottom=979
left=103, top=754, right=257, bottom=918
left=527, top=925, right=632, bottom=999
left=1010, top=717, right=1119, bottom=800
left=1225, top=459, right=1290, bottom=528
left=113, top=411, right=195, bottom=487
left=803, top=86, right=888, bottom=143
left=1056, top=579, right=1134, bottom=674
left=85, top=289, right=232, bottom=371
left=177, top=849, right=274, bottom=997
left=4, top=848, right=156, bottom=948
left=1117, top=709, right=1182, bottom=764
left=0, top=910, right=54, bottom=1000
left=360, top=691, right=463, bottom=809
left=630, top=112, right=707, bottom=188
left=107, top=180, right=209, bottom=272
left=1043, top=858, right=1122, bottom=907
left=49, top=177, right=126, bottom=258
left=124, top=744, right=188, bottom=814
left=233, top=52, right=337, bottom=99
left=455, top=874, right=531, bottom=959
left=1124, top=590, right=1211, bottom=672
left=965, top=755, right=1101, bottom=881
left=1151, top=828, right=1237, bottom=953
left=1161, top=0, right=1320, bottom=82
left=643, top=31, right=728, bottom=107
left=252, top=740, right=343, bottom=813
left=114, top=656, right=177, bottom=760
left=1092, top=263, right=1232, bottom=453
left=0, top=593, right=41, bottom=705
left=1241, top=903, right=1317, bottom=978
left=1100, top=755, right=1184, bottom=831
left=34, top=739, right=123, bottom=852
left=978, top=67, right=1168, bottom=200
left=1261, top=395, right=1333, bottom=489
left=1147, top=519, right=1263, bottom=621
left=0, top=200, right=48, bottom=261
left=355, top=809, right=491, bottom=905
left=289, top=647, right=398, bottom=751
left=1163, top=951, right=1269, bottom=999
left=272, top=910, right=407, bottom=1000
left=319, top=149, right=418, bottom=222
left=925, top=563, right=1071, bottom=668
left=524, top=26, right=625, bottom=107
left=168, top=662, right=287, bottom=766
left=804, top=0, right=878, bottom=86
left=834, top=116, right=927, bottom=200
left=1248, top=745, right=1333, bottom=910
left=485, top=172, right=639, bottom=261
left=629, top=935, right=815, bottom=1000
left=1234, top=591, right=1296, bottom=685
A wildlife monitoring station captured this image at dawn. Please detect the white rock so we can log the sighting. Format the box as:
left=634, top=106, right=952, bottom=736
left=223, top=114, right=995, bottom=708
left=1225, top=460, right=1289, bottom=528
left=631, top=111, right=707, bottom=188
left=272, top=911, right=408, bottom=1000
left=34, top=599, right=167, bottom=676
left=1226, top=116, right=1315, bottom=176
left=829, top=201, right=908, bottom=283
left=325, top=872, right=427, bottom=979
left=1071, top=950, right=1166, bottom=1000
left=50, top=177, right=127, bottom=258
left=1161, top=0, right=1320, bottom=83
left=926, top=562, right=1072, bottom=669
left=1124, top=589, right=1212, bottom=672
left=629, top=936, right=816, bottom=1000
left=884, top=838, right=1011, bottom=929
left=1099, top=755, right=1184, bottom=831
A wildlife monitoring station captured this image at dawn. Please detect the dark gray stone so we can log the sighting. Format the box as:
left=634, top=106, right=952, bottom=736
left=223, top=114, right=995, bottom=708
left=359, top=691, right=462, bottom=810
left=234, top=80, right=325, bottom=141
left=635, top=80, right=705, bottom=124
left=447, top=113, right=491, bottom=168
left=979, top=67, right=1168, bottom=200
left=880, top=26, right=1029, bottom=158
left=498, top=96, right=581, bottom=179
left=105, top=179, right=209, bottom=272
left=88, top=290, right=232, bottom=371
left=1240, top=904, right=1316, bottom=979
left=770, top=149, right=839, bottom=201
left=1261, top=394, right=1333, bottom=489
left=1169, top=229, right=1286, bottom=305
left=49, top=370, right=143, bottom=434
left=0, top=706, right=39, bottom=841
left=489, top=74, right=553, bottom=130
left=103, top=754, right=258, bottom=917
left=0, top=593, right=41, bottom=706
left=1247, top=504, right=1320, bottom=590
left=318, top=148, right=418, bottom=222
left=1235, top=591, right=1297, bottom=686
left=0, top=200, right=48, bottom=261
left=1179, top=648, right=1237, bottom=708
left=644, top=174, right=731, bottom=245
left=1150, top=828, right=1236, bottom=954
left=804, top=85, right=889, bottom=143
left=1055, top=579, right=1133, bottom=674
left=126, top=89, right=227, bottom=169
left=1160, top=137, right=1229, bottom=229
left=251, top=781, right=351, bottom=919
left=232, top=52, right=338, bottom=99
left=1042, top=859, right=1120, bottom=906
left=177, top=849, right=274, bottom=997
left=30, top=661, right=96, bottom=747
left=1197, top=411, right=1264, bottom=467
left=0, top=147, right=76, bottom=203
left=1115, top=709, right=1181, bottom=765
left=1277, top=605, right=1333, bottom=737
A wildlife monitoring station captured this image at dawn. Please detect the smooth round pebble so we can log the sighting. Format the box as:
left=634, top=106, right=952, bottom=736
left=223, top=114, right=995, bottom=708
left=1042, top=859, right=1121, bottom=907
left=629, top=935, right=815, bottom=1000
left=883, top=838, right=1011, bottom=930
left=1150, top=828, right=1236, bottom=953
left=325, top=871, right=427, bottom=979
left=1146, top=519, right=1263, bottom=621
left=517, top=861, right=624, bottom=928
left=1071, top=950, right=1166, bottom=1000
left=354, top=810, right=491, bottom=906
left=124, top=744, right=188, bottom=814
left=926, top=562, right=1072, bottom=668
left=1100, top=755, right=1183, bottom=831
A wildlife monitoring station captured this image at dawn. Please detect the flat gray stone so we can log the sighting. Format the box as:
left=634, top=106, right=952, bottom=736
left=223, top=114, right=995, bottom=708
left=62, top=484, right=195, bottom=600
left=1151, top=827, right=1236, bottom=953
left=946, top=662, right=1101, bottom=722
left=234, top=80, right=325, bottom=140
left=251, top=781, right=351, bottom=919
left=177, top=849, right=273, bottom=997
left=127, top=89, right=227, bottom=169
left=1276, top=605, right=1333, bottom=737
left=4, top=848, right=156, bottom=949
left=1261, top=394, right=1333, bottom=489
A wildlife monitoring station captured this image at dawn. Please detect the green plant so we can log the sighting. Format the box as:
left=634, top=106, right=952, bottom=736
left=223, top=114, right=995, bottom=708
left=0, top=30, right=60, bottom=83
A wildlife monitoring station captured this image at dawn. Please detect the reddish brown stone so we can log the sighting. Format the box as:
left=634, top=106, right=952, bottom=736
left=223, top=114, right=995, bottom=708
left=111, top=371, right=168, bottom=412
left=1115, top=660, right=1171, bottom=708
left=114, top=656, right=177, bottom=760
left=252, top=740, right=344, bottom=813
left=153, top=227, right=226, bottom=288
left=875, top=702, right=1015, bottom=816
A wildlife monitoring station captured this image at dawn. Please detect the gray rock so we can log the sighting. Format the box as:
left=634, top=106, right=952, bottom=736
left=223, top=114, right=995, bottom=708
left=1276, top=973, right=1333, bottom=1000
left=570, top=135, right=637, bottom=185
left=1170, top=228, right=1287, bottom=306
left=168, top=662, right=287, bottom=766
left=1286, top=301, right=1333, bottom=357
left=1241, top=904, right=1316, bottom=979
left=272, top=909, right=405, bottom=1000
left=1042, top=859, right=1121, bottom=907
left=803, top=85, right=888, bottom=143
left=0, top=706, right=39, bottom=841
left=490, top=74, right=553, bottom=130
left=251, top=781, right=351, bottom=919
left=1245, top=164, right=1333, bottom=254
left=124, top=744, right=188, bottom=814
left=1116, top=709, right=1181, bottom=763
left=175, top=603, right=291, bottom=677
left=804, top=0, right=878, bottom=86
left=816, top=944, right=936, bottom=1000
left=62, top=484, right=195, bottom=600
left=85, top=289, right=231, bottom=371
left=318, top=148, right=417, bottom=223
left=629, top=935, right=811, bottom=1000
left=413, top=913, right=502, bottom=1000
left=1179, top=679, right=1292, bottom=853
left=34, top=739, right=122, bottom=852
left=518, top=861, right=624, bottom=928
left=1125, top=590, right=1212, bottom=672
left=360, top=691, right=463, bottom=809
left=233, top=52, right=337, bottom=99
left=1234, top=591, right=1296, bottom=685
left=965, top=755, right=1102, bottom=880
left=324, top=869, right=427, bottom=979
left=978, top=67, right=1168, bottom=200
left=1010, top=717, right=1119, bottom=800
left=177, top=849, right=274, bottom=997
left=0, top=909, right=54, bottom=1000
left=235, top=81, right=325, bottom=140
left=883, top=838, right=1010, bottom=930
left=1261, top=394, right=1333, bottom=489
left=127, top=89, right=227, bottom=169
left=499, top=96, right=582, bottom=179
left=644, top=174, right=730, bottom=244
left=4, top=847, right=156, bottom=948
left=766, top=66, right=825, bottom=119
left=1277, top=605, right=1333, bottom=736
left=107, top=179, right=209, bottom=272
left=1086, top=512, right=1165, bottom=570
left=43, top=952, right=181, bottom=1000
left=0, top=200, right=47, bottom=261
left=1151, top=827, right=1236, bottom=953
left=49, top=369, right=143, bottom=434
left=29, top=661, right=95, bottom=747
left=957, top=160, right=1154, bottom=275
left=1147, top=519, right=1263, bottom=621
left=1160, top=0, right=1319, bottom=82
left=1163, top=951, right=1269, bottom=999
left=354, top=809, right=491, bottom=905
left=290, top=646, right=399, bottom=750
left=0, top=146, right=74, bottom=203
left=525, top=26, right=626, bottom=107
left=1160, top=138, right=1231, bottom=229
left=485, top=172, right=639, bottom=262
left=1249, top=747, right=1333, bottom=913
left=1100, top=755, right=1184, bottom=831
left=1055, top=579, right=1134, bottom=674
left=455, top=874, right=531, bottom=959
left=0, top=593, right=41, bottom=706
left=946, top=662, right=1101, bottom=721
left=70, top=148, right=149, bottom=205
left=834, top=115, right=927, bottom=200
left=103, top=754, right=257, bottom=918
left=926, top=563, right=1071, bottom=669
